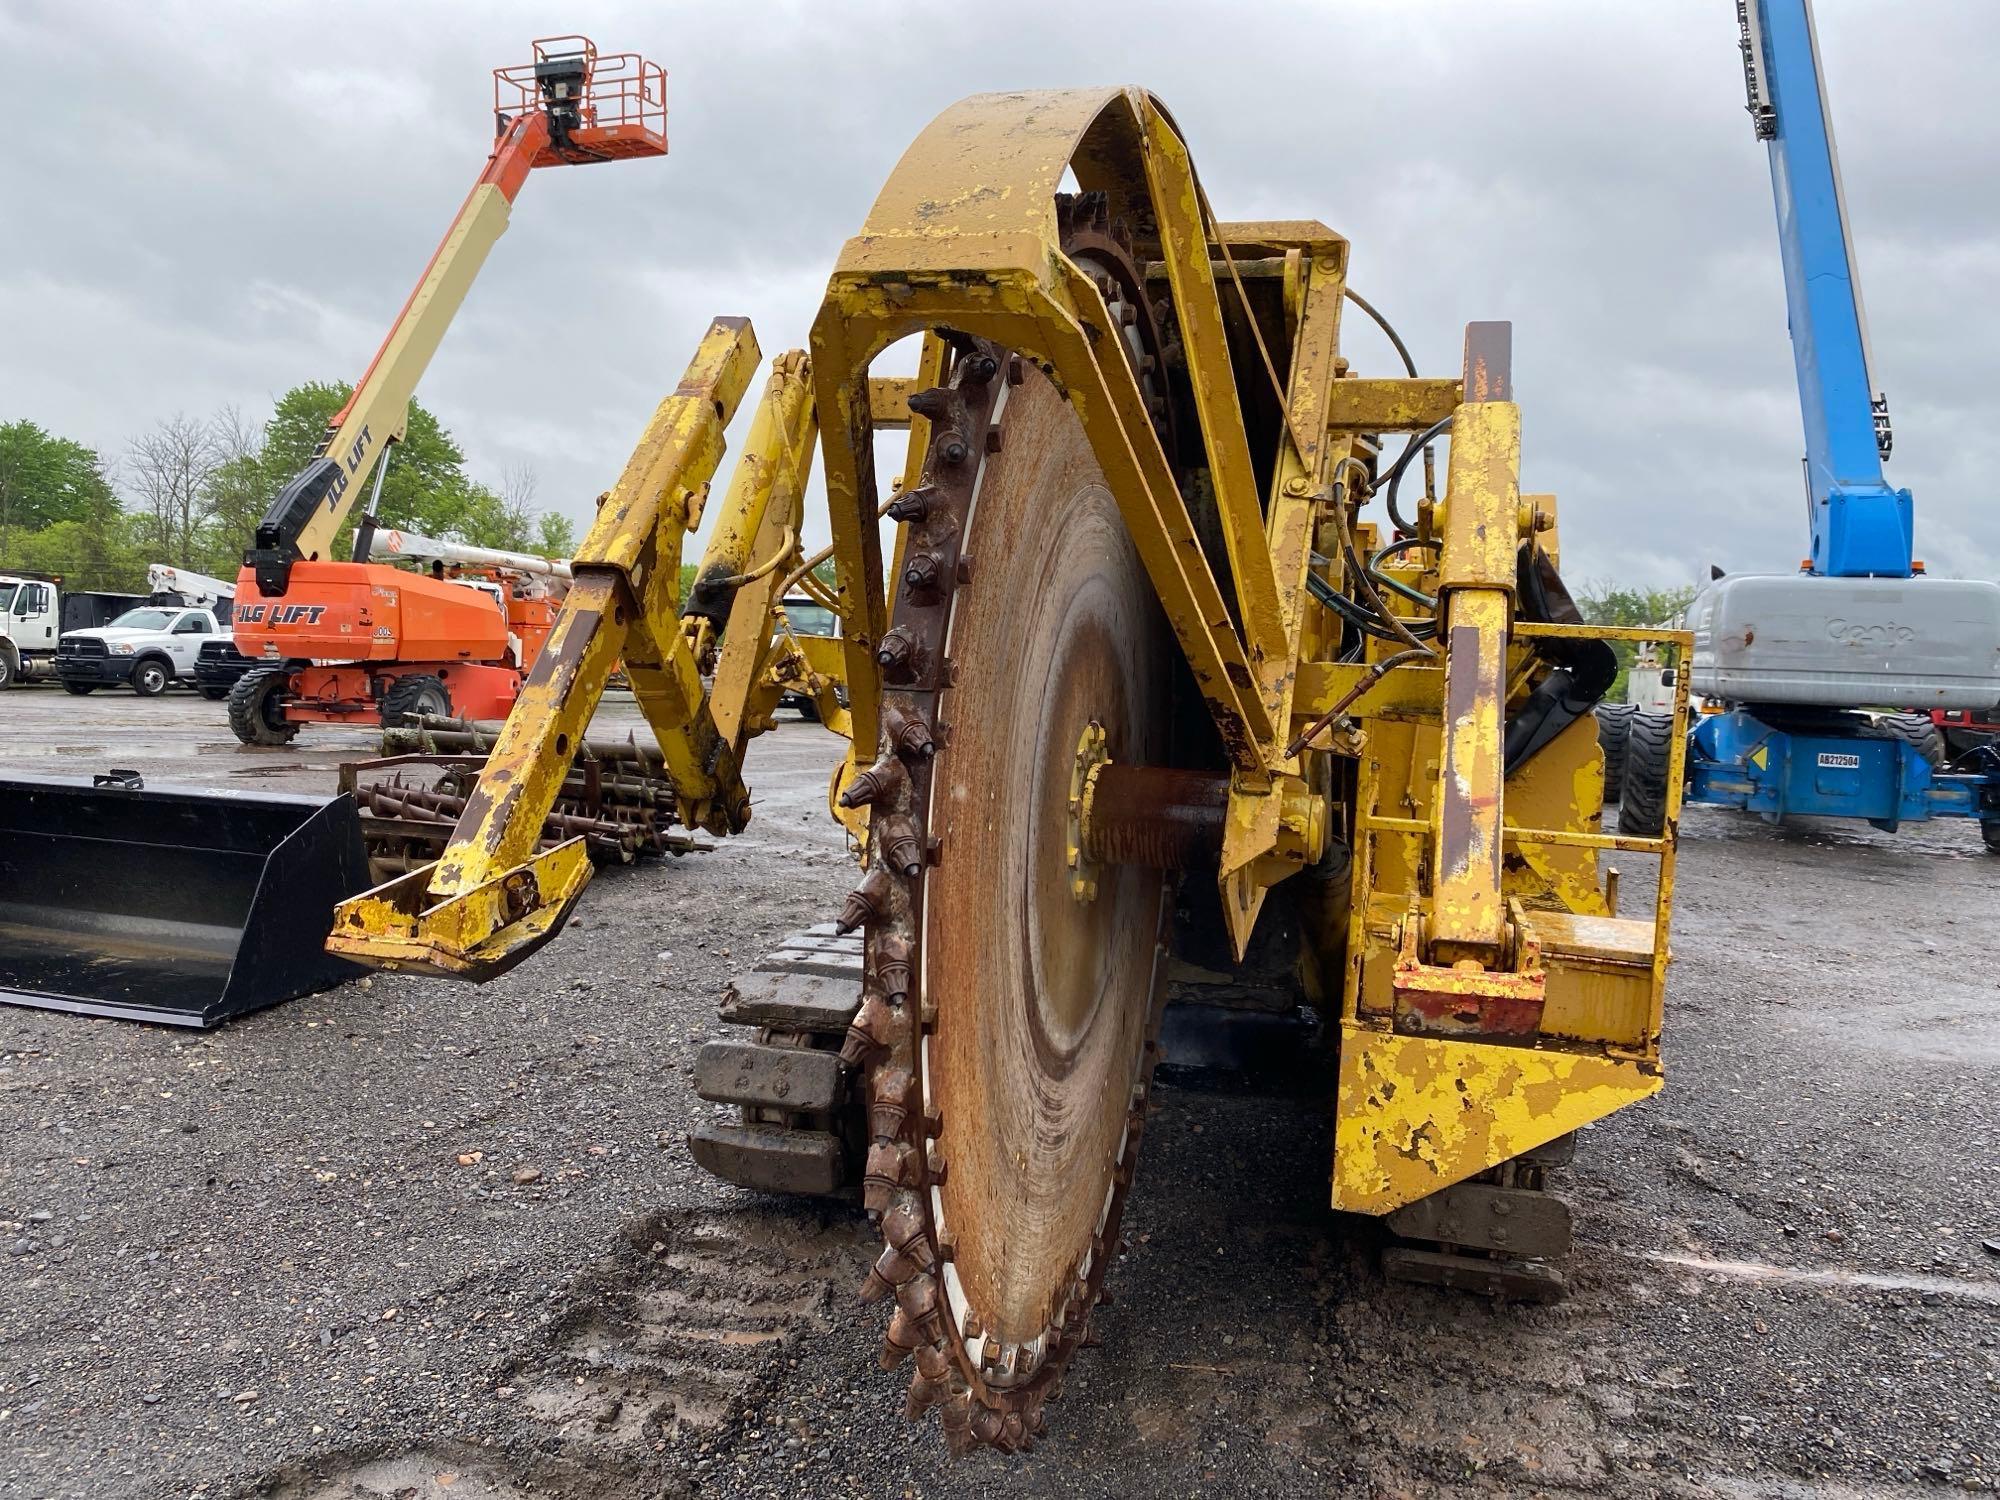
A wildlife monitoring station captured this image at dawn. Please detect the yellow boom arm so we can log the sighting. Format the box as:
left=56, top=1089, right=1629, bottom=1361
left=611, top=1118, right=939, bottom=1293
left=326, top=320, right=823, bottom=978
left=245, top=113, right=555, bottom=595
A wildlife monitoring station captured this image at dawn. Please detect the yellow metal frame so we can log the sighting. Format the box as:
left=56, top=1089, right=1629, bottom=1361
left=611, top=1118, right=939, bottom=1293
left=1327, top=624, right=1693, bottom=1212
left=320, top=86, right=1694, bottom=1232
left=329, top=319, right=812, bottom=976
left=814, top=90, right=1283, bottom=775
left=806, top=90, right=1402, bottom=959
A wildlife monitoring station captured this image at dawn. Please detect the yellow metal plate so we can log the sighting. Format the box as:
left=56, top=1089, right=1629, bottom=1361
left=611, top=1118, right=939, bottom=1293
left=327, top=840, right=593, bottom=981
left=1333, top=1021, right=1661, bottom=1214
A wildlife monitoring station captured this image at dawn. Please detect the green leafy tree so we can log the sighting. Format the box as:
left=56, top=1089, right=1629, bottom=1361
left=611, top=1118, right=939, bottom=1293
left=8, top=514, right=151, bottom=593
left=0, top=421, right=118, bottom=560
left=5, top=385, right=575, bottom=595
left=1573, top=583, right=1696, bottom=631
left=201, top=451, right=268, bottom=574
left=247, top=382, right=490, bottom=560
left=257, top=381, right=345, bottom=476
left=454, top=483, right=532, bottom=551
left=193, top=408, right=267, bottom=575
left=535, top=510, right=577, bottom=558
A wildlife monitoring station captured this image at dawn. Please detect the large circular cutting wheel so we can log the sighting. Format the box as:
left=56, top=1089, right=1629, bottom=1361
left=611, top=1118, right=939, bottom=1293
left=922, top=362, right=1169, bottom=1352
left=835, top=329, right=1177, bottom=1455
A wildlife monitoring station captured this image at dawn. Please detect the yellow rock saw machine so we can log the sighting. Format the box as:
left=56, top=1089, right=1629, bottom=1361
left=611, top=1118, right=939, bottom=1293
left=329, top=88, right=1691, bottom=1456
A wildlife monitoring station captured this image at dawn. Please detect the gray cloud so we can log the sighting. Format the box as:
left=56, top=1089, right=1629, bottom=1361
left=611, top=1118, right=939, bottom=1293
left=2, top=0, right=1993, bottom=588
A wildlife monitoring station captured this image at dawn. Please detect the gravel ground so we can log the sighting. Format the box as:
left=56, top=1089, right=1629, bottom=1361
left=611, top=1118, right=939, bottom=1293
left=0, top=685, right=1994, bottom=1499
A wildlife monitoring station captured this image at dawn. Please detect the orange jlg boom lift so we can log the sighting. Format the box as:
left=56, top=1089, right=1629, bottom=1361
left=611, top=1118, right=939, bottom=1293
left=225, top=38, right=667, bottom=746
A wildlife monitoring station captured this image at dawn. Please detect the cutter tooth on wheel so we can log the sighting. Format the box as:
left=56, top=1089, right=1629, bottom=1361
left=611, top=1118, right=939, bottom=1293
left=830, top=329, right=1176, bottom=1455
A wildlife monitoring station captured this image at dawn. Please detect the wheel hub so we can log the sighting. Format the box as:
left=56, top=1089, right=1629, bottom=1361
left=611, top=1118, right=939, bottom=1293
left=1065, top=720, right=1111, bottom=904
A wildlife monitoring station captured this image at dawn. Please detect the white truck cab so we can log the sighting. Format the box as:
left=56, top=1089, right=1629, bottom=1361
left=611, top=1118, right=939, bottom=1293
left=0, top=575, right=146, bottom=689
left=56, top=605, right=224, bottom=697
left=1625, top=647, right=1679, bottom=714
left=0, top=579, right=60, bottom=687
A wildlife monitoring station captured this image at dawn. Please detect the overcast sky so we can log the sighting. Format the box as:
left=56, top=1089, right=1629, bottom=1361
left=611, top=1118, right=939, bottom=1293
left=2, top=0, right=1995, bottom=590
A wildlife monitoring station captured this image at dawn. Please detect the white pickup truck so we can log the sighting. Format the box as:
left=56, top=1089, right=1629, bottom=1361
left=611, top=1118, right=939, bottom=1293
left=54, top=604, right=229, bottom=696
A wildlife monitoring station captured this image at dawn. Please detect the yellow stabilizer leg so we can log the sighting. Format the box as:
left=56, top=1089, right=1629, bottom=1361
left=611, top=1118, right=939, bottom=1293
left=327, top=318, right=768, bottom=977
left=326, top=840, right=592, bottom=981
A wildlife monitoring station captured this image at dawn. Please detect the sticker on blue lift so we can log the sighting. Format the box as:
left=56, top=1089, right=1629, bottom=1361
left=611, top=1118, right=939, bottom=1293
left=1816, top=752, right=1861, bottom=769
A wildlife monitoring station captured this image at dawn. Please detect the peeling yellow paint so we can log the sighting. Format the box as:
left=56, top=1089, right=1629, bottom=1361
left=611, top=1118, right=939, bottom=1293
left=1333, top=1022, right=1661, bottom=1213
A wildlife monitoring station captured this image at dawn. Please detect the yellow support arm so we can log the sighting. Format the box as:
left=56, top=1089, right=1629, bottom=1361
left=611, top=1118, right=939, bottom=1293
left=1427, top=324, right=1522, bottom=961
left=325, top=318, right=767, bottom=979
left=703, top=354, right=820, bottom=750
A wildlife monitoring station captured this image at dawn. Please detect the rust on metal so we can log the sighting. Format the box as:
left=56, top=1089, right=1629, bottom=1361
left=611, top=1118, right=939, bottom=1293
left=821, top=331, right=1175, bottom=1454
left=1433, top=616, right=1504, bottom=938
left=808, top=88, right=1279, bottom=772
left=1082, top=765, right=1228, bottom=870
left=1323, top=376, right=1464, bottom=433
left=1462, top=320, right=1513, bottom=402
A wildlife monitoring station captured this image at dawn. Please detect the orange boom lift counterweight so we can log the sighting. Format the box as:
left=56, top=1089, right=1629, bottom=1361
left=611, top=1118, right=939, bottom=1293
left=227, top=39, right=667, bottom=746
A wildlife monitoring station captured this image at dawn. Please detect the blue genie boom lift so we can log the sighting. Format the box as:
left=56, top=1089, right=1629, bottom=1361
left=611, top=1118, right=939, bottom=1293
left=1616, top=1, right=2000, bottom=849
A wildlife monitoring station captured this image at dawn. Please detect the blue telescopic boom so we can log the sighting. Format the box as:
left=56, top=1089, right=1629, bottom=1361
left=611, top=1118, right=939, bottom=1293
left=1738, top=0, right=1912, bottom=577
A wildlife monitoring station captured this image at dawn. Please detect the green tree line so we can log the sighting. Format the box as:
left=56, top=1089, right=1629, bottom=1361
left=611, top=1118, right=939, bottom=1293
left=0, top=385, right=578, bottom=594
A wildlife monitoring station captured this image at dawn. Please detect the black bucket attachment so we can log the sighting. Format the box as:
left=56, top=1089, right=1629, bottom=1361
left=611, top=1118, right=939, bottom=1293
left=0, top=774, right=372, bottom=1027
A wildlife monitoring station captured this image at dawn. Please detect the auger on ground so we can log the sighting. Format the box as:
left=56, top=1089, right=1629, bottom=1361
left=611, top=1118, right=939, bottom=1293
left=328, top=87, right=1691, bottom=1455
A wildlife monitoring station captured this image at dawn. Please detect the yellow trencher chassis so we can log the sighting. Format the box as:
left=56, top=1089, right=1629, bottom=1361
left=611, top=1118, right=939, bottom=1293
left=328, top=88, right=1689, bottom=1452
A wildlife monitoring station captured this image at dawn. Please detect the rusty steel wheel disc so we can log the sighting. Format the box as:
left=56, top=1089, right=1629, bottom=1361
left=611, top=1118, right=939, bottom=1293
left=920, top=362, right=1170, bottom=1355
left=833, top=332, right=1178, bottom=1453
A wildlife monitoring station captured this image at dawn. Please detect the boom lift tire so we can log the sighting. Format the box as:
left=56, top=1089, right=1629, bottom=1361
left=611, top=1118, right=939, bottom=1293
left=1618, top=709, right=1675, bottom=837
left=1594, top=703, right=1636, bottom=807
left=228, top=667, right=300, bottom=747
left=1984, top=822, right=2000, bottom=855
left=131, top=657, right=171, bottom=697
left=1869, top=711, right=1945, bottom=768
left=380, top=674, right=452, bottom=728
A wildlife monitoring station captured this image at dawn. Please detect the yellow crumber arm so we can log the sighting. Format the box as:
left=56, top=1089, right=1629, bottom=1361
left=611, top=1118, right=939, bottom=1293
left=326, top=317, right=764, bottom=979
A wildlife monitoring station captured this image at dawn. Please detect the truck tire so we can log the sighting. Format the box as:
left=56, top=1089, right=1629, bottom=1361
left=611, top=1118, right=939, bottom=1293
left=1617, top=710, right=1675, bottom=838
left=0, top=647, right=15, bottom=689
left=796, top=694, right=822, bottom=723
left=1869, top=712, right=1945, bottom=768
left=130, top=657, right=171, bottom=697
left=62, top=680, right=97, bottom=696
left=228, top=666, right=299, bottom=746
left=380, top=673, right=451, bottom=728
left=1984, top=822, right=2000, bottom=856
left=1594, top=703, right=1636, bottom=806
left=198, top=682, right=231, bottom=701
